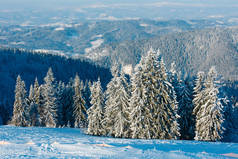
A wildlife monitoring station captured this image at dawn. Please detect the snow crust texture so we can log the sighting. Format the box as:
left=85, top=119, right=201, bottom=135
left=0, top=126, right=238, bottom=159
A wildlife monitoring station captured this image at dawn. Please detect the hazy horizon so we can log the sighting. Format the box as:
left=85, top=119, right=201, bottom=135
left=0, top=0, right=238, bottom=23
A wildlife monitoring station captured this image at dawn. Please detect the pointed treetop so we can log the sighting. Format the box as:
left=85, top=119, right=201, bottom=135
left=148, top=47, right=155, bottom=54
left=208, top=66, right=217, bottom=80
left=147, top=47, right=161, bottom=60
left=44, top=67, right=55, bottom=84
left=111, top=63, right=120, bottom=77
left=97, top=77, right=101, bottom=84
left=156, top=48, right=161, bottom=56
left=16, top=75, right=22, bottom=85
left=170, top=62, right=176, bottom=75
left=196, top=71, right=205, bottom=80
left=74, top=74, right=80, bottom=86
left=34, top=77, right=39, bottom=87
left=29, top=84, right=34, bottom=99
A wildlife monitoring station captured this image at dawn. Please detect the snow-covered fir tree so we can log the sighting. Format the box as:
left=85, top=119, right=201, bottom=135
left=41, top=68, right=58, bottom=128
left=130, top=48, right=180, bottom=139
left=87, top=79, right=104, bottom=136
left=168, top=62, right=194, bottom=139
left=102, top=64, right=119, bottom=135
left=168, top=62, right=180, bottom=88
left=32, top=78, right=41, bottom=126
left=61, top=79, right=74, bottom=127
left=129, top=57, right=149, bottom=139
left=102, top=64, right=119, bottom=136
left=28, top=84, right=38, bottom=126
left=193, top=72, right=205, bottom=117
left=102, top=63, right=131, bottom=138
left=194, top=67, right=226, bottom=141
left=177, top=79, right=194, bottom=140
left=82, top=80, right=92, bottom=110
left=11, top=75, right=29, bottom=127
left=112, top=71, right=131, bottom=138
left=37, top=85, right=46, bottom=126
left=73, top=74, right=87, bottom=128
left=56, top=81, right=65, bottom=127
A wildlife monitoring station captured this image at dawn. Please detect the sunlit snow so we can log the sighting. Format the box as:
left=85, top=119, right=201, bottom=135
left=54, top=27, right=65, bottom=31
left=85, top=39, right=104, bottom=54
left=0, top=126, right=238, bottom=159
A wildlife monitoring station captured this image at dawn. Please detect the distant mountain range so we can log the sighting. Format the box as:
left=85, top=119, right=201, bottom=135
left=94, top=27, right=238, bottom=81
left=1, top=19, right=238, bottom=81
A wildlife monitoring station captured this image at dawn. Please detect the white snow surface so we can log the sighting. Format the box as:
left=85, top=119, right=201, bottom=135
left=123, top=65, right=133, bottom=75
left=10, top=41, right=25, bottom=45
left=85, top=39, right=104, bottom=54
left=54, top=27, right=65, bottom=31
left=0, top=125, right=238, bottom=159
left=140, top=23, right=149, bottom=27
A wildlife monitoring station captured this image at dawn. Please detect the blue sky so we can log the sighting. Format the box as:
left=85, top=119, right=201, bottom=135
left=0, top=0, right=238, bottom=20
left=1, top=0, right=238, bottom=9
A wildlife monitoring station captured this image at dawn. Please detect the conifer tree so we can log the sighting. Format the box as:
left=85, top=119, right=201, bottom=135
left=41, top=68, right=58, bottom=128
left=169, top=62, right=194, bottom=139
left=11, top=75, right=29, bottom=127
left=55, top=81, right=65, bottom=127
left=194, top=67, right=226, bottom=141
left=193, top=72, right=205, bottom=117
left=32, top=78, right=41, bottom=126
left=37, top=85, right=45, bottom=126
left=73, top=74, right=87, bottom=128
left=83, top=80, right=92, bottom=109
left=61, top=79, right=74, bottom=127
left=130, top=48, right=180, bottom=139
left=177, top=79, right=194, bottom=139
left=87, top=79, right=104, bottom=136
left=103, top=64, right=131, bottom=138
left=113, top=71, right=131, bottom=138
left=102, top=64, right=120, bottom=136
left=28, top=84, right=38, bottom=126
left=130, top=58, right=149, bottom=139
left=168, top=62, right=180, bottom=89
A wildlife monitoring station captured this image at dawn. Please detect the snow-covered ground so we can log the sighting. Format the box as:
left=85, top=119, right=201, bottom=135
left=0, top=126, right=238, bottom=159
left=85, top=39, right=104, bottom=54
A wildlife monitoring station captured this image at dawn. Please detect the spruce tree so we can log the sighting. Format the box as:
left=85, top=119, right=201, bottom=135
left=103, top=64, right=131, bottom=138
left=28, top=84, right=38, bottom=126
left=113, top=71, right=131, bottom=138
left=87, top=79, right=104, bottom=136
left=130, top=58, right=150, bottom=139
left=37, top=85, right=46, bottom=126
left=168, top=62, right=193, bottom=139
left=177, top=79, right=194, bottom=140
left=56, top=81, right=65, bottom=127
left=73, top=74, right=87, bottom=128
left=130, top=48, right=180, bottom=139
left=193, top=72, right=205, bottom=117
left=11, top=75, right=29, bottom=127
left=41, top=68, right=58, bottom=128
left=32, top=78, right=41, bottom=126
left=83, top=80, right=92, bottom=110
left=62, top=79, right=74, bottom=127
left=168, top=62, right=180, bottom=89
left=194, top=67, right=226, bottom=141
left=102, top=64, right=120, bottom=136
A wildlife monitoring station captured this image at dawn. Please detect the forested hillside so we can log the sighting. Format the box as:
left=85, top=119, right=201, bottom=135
left=0, top=48, right=112, bottom=124
left=95, top=27, right=238, bottom=81
left=9, top=48, right=238, bottom=142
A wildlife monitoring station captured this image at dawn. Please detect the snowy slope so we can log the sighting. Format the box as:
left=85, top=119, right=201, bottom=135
left=0, top=126, right=238, bottom=159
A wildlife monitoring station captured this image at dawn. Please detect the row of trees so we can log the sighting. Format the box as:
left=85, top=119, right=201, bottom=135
left=11, top=48, right=233, bottom=141
left=87, top=48, right=230, bottom=141
left=11, top=68, right=89, bottom=128
left=0, top=47, right=112, bottom=125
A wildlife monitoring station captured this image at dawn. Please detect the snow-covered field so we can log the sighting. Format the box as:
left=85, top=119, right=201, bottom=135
left=0, top=126, right=238, bottom=159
